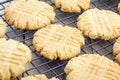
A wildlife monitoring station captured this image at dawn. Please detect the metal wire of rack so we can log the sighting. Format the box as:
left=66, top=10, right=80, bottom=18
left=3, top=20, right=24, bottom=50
left=0, top=0, right=119, bottom=80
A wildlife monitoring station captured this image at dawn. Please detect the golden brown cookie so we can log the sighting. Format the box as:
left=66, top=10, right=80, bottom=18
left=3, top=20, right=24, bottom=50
left=118, top=3, right=120, bottom=12
left=33, top=24, right=84, bottom=60
left=0, top=38, right=31, bottom=80
left=65, top=54, right=120, bottom=80
left=4, top=0, right=55, bottom=30
left=113, top=38, right=120, bottom=63
left=53, top=0, right=90, bottom=13
left=21, top=74, right=59, bottom=80
left=77, top=8, right=120, bottom=40
left=0, top=18, right=7, bottom=38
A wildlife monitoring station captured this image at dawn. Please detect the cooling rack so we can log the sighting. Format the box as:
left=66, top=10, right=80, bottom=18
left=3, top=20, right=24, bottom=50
left=0, top=0, right=119, bottom=80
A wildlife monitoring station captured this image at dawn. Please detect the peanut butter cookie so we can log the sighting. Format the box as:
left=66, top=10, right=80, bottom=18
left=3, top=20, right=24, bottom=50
left=53, top=0, right=90, bottom=13
left=0, top=38, right=31, bottom=80
left=65, top=54, right=120, bottom=80
left=4, top=0, right=55, bottom=30
left=21, top=74, right=59, bottom=80
left=33, top=24, right=84, bottom=60
left=77, top=8, right=120, bottom=40
left=0, top=18, right=6, bottom=37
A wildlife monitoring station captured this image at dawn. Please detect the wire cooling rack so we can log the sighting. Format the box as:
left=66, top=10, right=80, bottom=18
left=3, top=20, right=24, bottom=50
left=0, top=0, right=119, bottom=80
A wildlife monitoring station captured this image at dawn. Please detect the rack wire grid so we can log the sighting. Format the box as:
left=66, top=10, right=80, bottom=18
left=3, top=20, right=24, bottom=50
left=0, top=0, right=119, bottom=80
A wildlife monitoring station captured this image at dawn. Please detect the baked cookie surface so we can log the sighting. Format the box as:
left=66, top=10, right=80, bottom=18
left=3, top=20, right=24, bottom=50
left=4, top=0, right=55, bottom=30
left=0, top=18, right=6, bottom=37
left=53, top=0, right=90, bottom=13
left=33, top=24, right=84, bottom=60
left=21, top=74, right=59, bottom=80
left=77, top=8, right=120, bottom=40
left=118, top=3, right=120, bottom=12
left=0, top=38, right=31, bottom=80
left=65, top=54, right=120, bottom=80
left=113, top=38, right=120, bottom=63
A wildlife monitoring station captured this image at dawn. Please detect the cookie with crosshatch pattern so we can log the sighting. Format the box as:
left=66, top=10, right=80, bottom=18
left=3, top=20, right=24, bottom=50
left=21, top=74, right=59, bottom=80
left=53, top=0, right=90, bottom=13
left=0, top=38, right=31, bottom=80
left=65, top=54, right=120, bottom=80
left=77, top=8, right=120, bottom=40
left=33, top=24, right=85, bottom=60
left=4, top=0, right=55, bottom=30
left=113, top=37, right=120, bottom=63
left=0, top=18, right=7, bottom=38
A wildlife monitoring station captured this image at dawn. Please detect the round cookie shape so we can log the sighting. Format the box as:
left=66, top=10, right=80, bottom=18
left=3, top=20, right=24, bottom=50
left=4, top=0, right=55, bottom=30
left=53, top=0, right=90, bottom=13
left=21, top=74, right=59, bottom=80
left=65, top=54, right=120, bottom=80
left=113, top=38, right=120, bottom=63
left=0, top=18, right=7, bottom=38
left=0, top=38, right=31, bottom=80
left=77, top=8, right=120, bottom=40
left=33, top=24, right=84, bottom=60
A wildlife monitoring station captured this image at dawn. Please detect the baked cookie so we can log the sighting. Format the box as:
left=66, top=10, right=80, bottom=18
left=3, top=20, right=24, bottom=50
left=118, top=3, right=120, bottom=12
left=77, top=8, right=120, bottom=40
left=113, top=38, right=120, bottom=63
left=21, top=74, right=59, bottom=80
left=0, top=18, right=6, bottom=38
left=65, top=54, right=120, bottom=80
left=53, top=0, right=90, bottom=13
left=33, top=24, right=84, bottom=60
left=0, top=38, right=31, bottom=80
left=4, top=0, right=55, bottom=30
